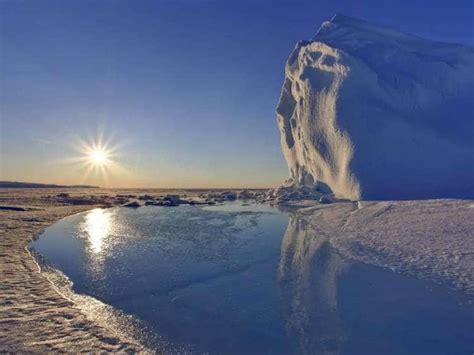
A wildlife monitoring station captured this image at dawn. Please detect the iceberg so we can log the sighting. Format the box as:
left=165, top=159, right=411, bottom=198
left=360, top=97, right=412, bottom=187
left=277, top=14, right=474, bottom=200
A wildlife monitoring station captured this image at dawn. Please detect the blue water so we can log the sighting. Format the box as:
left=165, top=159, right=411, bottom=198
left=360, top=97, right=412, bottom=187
left=30, top=202, right=473, bottom=354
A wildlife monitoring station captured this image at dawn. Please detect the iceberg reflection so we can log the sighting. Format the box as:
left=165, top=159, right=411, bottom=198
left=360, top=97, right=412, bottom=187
left=278, top=213, right=348, bottom=355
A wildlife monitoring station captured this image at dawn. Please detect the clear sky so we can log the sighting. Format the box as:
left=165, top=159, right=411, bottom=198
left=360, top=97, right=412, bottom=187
left=1, top=0, right=473, bottom=188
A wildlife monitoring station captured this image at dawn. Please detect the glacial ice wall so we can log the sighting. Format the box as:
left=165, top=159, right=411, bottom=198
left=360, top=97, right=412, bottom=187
left=277, top=15, right=474, bottom=200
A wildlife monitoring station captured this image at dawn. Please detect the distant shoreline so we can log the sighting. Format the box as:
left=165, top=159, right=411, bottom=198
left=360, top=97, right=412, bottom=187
left=0, top=181, right=99, bottom=189
left=0, top=181, right=274, bottom=190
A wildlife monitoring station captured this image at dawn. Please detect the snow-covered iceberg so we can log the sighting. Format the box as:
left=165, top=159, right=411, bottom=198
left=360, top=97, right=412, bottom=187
left=277, top=14, right=474, bottom=200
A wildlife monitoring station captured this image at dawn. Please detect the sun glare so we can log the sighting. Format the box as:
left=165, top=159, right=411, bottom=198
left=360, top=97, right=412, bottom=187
left=70, top=132, right=127, bottom=186
left=83, top=208, right=112, bottom=254
left=89, top=149, right=108, bottom=165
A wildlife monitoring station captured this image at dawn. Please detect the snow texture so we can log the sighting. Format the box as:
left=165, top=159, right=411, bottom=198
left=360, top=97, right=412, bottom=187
left=277, top=14, right=474, bottom=200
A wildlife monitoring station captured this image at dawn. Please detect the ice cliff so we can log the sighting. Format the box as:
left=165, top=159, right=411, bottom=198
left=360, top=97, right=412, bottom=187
left=277, top=14, right=474, bottom=200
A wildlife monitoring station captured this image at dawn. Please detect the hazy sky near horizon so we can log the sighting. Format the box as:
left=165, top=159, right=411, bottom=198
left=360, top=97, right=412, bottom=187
left=1, top=0, right=473, bottom=188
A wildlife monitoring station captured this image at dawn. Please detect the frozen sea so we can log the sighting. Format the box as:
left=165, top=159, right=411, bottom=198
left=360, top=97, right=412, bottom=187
left=30, top=202, right=474, bottom=354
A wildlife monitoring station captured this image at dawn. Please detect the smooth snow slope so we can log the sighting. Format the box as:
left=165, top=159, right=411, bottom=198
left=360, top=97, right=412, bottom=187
left=277, top=14, right=474, bottom=200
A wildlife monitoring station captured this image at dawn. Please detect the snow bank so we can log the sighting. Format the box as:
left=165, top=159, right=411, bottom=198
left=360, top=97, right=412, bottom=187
left=295, top=199, right=474, bottom=295
left=277, top=14, right=474, bottom=200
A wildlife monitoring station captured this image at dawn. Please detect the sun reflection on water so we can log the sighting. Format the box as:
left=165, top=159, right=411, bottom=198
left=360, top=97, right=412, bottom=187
left=83, top=208, right=113, bottom=254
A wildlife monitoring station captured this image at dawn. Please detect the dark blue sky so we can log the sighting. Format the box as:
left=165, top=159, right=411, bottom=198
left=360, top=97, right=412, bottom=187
left=2, top=0, right=473, bottom=187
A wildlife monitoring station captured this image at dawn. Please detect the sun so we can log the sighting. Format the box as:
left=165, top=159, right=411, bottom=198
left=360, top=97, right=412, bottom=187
left=78, top=139, right=115, bottom=175
left=69, top=132, right=128, bottom=186
left=89, top=148, right=108, bottom=165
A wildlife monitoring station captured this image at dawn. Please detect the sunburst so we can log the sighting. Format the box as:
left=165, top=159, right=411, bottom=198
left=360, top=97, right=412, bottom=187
left=87, top=147, right=110, bottom=166
left=48, top=129, right=130, bottom=187
left=73, top=132, right=124, bottom=185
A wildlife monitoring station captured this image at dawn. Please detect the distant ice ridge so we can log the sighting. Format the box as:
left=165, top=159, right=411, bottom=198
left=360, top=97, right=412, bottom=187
left=277, top=14, right=474, bottom=200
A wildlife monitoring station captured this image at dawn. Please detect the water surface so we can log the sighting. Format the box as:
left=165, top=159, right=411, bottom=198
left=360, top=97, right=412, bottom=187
left=31, top=202, right=474, bottom=354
